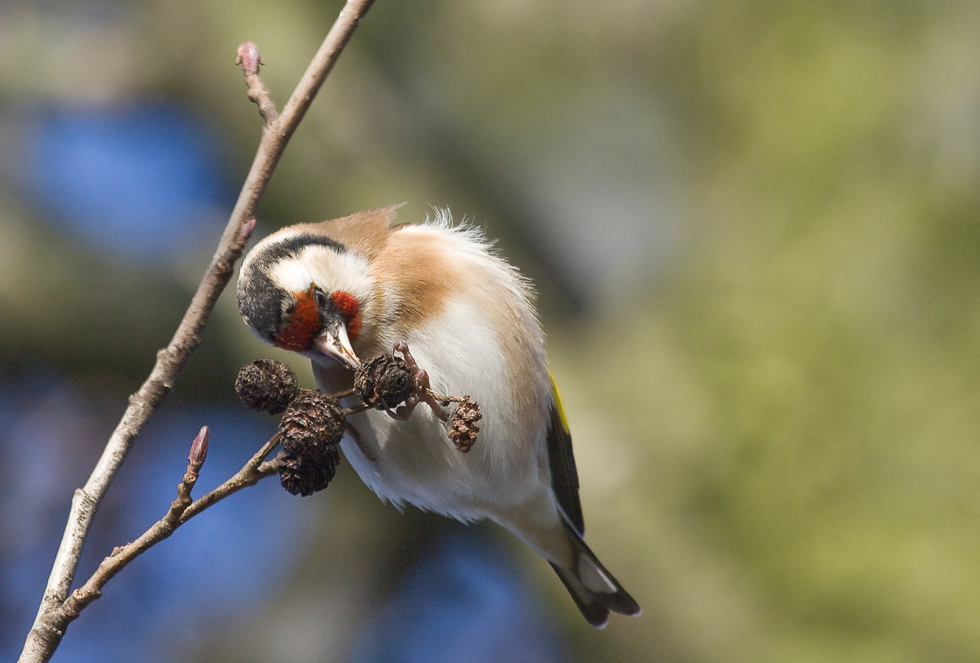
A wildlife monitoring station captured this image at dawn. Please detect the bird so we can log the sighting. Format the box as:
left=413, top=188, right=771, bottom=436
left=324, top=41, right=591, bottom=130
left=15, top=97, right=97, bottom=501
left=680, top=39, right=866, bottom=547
left=236, top=204, right=640, bottom=627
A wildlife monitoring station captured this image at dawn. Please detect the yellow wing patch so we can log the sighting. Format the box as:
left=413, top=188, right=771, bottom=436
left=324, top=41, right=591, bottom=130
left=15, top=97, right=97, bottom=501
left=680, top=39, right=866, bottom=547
left=546, top=367, right=584, bottom=534
left=549, top=369, right=572, bottom=436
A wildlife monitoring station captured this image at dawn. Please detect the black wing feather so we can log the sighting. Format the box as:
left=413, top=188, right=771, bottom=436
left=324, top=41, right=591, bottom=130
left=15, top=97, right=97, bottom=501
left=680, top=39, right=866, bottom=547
left=545, top=374, right=585, bottom=535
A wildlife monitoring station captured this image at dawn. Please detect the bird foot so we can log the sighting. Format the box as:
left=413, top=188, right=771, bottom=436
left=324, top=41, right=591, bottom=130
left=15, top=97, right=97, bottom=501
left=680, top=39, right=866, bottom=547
left=392, top=341, right=450, bottom=421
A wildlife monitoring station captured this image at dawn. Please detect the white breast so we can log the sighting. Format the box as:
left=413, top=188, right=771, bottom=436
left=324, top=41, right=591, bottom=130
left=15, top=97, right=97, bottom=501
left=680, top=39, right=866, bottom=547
left=335, top=297, right=548, bottom=522
left=313, top=217, right=554, bottom=527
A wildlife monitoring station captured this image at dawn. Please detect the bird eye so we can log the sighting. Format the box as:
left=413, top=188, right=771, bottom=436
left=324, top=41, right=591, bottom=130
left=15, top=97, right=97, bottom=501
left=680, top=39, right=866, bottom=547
left=313, top=288, right=329, bottom=309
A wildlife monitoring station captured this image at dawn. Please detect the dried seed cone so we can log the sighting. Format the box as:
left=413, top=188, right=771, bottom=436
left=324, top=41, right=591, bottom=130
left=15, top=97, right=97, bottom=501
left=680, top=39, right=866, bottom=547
left=448, top=397, right=482, bottom=453
left=354, top=354, right=415, bottom=409
left=278, top=450, right=339, bottom=496
left=278, top=390, right=347, bottom=460
left=235, top=360, right=300, bottom=415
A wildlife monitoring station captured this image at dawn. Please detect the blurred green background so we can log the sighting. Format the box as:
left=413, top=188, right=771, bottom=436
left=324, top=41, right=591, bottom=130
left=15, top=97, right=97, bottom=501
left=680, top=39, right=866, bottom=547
left=3, top=0, right=980, bottom=661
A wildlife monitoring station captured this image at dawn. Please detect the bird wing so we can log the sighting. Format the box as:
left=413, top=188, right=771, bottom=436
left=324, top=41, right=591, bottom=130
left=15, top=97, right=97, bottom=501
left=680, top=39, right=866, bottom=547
left=546, top=370, right=585, bottom=535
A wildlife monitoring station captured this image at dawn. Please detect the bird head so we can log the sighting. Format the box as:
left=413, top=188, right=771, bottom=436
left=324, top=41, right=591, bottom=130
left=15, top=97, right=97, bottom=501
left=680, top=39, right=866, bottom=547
left=237, top=231, right=372, bottom=371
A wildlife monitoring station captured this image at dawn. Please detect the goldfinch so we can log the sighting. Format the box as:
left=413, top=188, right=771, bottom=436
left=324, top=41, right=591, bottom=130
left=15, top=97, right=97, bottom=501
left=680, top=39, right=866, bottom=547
left=236, top=205, right=640, bottom=627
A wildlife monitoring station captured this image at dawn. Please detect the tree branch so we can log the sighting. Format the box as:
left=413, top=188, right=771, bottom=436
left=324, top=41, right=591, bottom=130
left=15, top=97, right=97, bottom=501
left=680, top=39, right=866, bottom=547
left=19, top=1, right=376, bottom=661
left=38, top=428, right=282, bottom=634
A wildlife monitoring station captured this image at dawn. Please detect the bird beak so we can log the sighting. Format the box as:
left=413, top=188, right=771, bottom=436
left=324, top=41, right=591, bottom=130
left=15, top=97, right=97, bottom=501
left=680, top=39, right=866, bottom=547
left=314, top=321, right=361, bottom=370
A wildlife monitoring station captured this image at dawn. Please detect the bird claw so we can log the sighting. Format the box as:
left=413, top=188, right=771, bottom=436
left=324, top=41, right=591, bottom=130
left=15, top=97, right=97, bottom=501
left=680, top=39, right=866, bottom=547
left=392, top=342, right=449, bottom=421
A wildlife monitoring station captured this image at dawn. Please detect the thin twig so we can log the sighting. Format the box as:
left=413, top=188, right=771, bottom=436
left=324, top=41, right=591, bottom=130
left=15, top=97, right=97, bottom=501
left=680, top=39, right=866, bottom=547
left=179, top=433, right=282, bottom=522
left=236, top=42, right=279, bottom=124
left=19, top=1, right=376, bottom=661
left=40, top=429, right=281, bottom=632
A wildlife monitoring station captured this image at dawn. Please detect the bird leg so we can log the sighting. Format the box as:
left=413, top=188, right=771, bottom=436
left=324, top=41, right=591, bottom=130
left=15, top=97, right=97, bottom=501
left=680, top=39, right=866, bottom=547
left=392, top=341, right=450, bottom=421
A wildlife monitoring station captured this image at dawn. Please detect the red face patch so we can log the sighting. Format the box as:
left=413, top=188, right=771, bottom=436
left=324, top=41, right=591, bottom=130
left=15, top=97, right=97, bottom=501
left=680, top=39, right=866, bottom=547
left=331, top=290, right=362, bottom=339
left=274, top=285, right=321, bottom=352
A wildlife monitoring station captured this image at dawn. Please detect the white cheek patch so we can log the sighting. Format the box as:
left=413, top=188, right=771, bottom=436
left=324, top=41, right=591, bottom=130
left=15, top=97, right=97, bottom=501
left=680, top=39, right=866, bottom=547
left=269, top=259, right=314, bottom=294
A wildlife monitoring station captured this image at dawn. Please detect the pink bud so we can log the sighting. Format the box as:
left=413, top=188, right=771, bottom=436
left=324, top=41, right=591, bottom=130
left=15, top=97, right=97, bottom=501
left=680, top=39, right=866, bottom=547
left=236, top=42, right=262, bottom=76
left=240, top=217, right=257, bottom=241
left=189, top=426, right=209, bottom=467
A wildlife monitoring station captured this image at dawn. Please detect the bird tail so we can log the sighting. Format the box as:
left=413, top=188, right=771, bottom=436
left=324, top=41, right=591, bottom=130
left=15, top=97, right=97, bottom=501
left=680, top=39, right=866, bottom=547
left=550, top=518, right=641, bottom=628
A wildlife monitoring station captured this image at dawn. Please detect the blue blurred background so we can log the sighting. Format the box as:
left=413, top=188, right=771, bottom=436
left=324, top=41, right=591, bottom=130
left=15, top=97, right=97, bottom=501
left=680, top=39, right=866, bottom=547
left=3, top=0, right=980, bottom=661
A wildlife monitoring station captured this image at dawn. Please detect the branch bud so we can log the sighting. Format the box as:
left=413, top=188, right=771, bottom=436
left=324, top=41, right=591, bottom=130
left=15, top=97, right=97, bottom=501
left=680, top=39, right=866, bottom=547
left=188, top=426, right=209, bottom=469
left=235, top=42, right=262, bottom=76
left=239, top=217, right=257, bottom=241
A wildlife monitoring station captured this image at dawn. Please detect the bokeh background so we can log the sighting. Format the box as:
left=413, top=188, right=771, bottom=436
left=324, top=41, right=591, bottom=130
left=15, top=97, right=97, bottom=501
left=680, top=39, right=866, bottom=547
left=3, top=0, right=980, bottom=661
